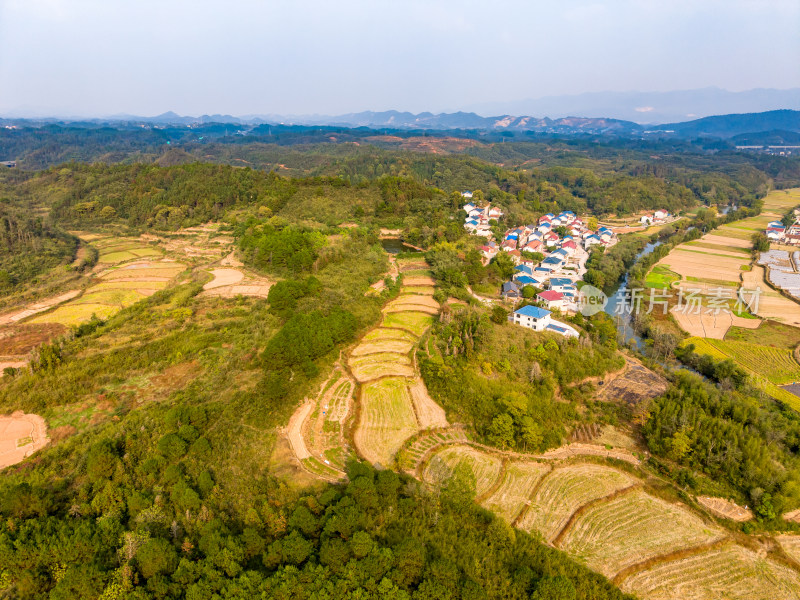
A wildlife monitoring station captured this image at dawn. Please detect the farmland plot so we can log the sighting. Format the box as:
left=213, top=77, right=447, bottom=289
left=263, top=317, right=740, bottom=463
left=778, top=535, right=800, bottom=563
left=408, top=380, right=448, bottom=429
left=400, top=285, right=435, bottom=296
left=348, top=353, right=415, bottom=382
left=362, top=327, right=418, bottom=344
left=518, top=463, right=636, bottom=542
left=423, top=444, right=503, bottom=498
left=686, top=337, right=800, bottom=385
left=482, top=461, right=550, bottom=523
left=382, top=311, right=434, bottom=337
left=622, top=542, right=800, bottom=600
left=351, top=338, right=415, bottom=356
left=561, top=488, right=724, bottom=578
left=354, top=378, right=419, bottom=467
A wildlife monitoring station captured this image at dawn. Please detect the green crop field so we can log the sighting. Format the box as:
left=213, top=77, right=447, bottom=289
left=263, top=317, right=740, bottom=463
left=645, top=265, right=680, bottom=288
left=685, top=337, right=800, bottom=385
left=382, top=311, right=434, bottom=337
left=726, top=320, right=800, bottom=349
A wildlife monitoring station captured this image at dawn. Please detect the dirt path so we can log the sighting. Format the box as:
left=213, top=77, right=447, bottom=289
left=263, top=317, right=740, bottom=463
left=286, top=400, right=313, bottom=460
left=0, top=290, right=82, bottom=325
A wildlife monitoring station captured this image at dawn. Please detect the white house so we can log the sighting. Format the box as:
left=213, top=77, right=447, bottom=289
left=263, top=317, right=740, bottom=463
left=461, top=191, right=474, bottom=199
left=511, top=305, right=552, bottom=331
left=654, top=210, right=669, bottom=221
left=463, top=203, right=476, bottom=213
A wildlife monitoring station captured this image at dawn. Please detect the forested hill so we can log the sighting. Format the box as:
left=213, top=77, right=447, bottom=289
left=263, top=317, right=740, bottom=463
left=0, top=152, right=772, bottom=243
left=0, top=202, right=77, bottom=292
left=1, top=122, right=799, bottom=189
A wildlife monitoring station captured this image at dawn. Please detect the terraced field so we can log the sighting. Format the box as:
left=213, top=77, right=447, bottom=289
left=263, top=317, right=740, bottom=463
left=354, top=377, right=420, bottom=467
left=684, top=337, right=800, bottom=385
left=481, top=461, right=551, bottom=522
left=518, top=463, right=636, bottom=542
left=622, top=542, right=800, bottom=600
left=32, top=260, right=185, bottom=326
left=423, top=444, right=503, bottom=498
left=382, top=311, right=435, bottom=337
left=561, top=488, right=724, bottom=578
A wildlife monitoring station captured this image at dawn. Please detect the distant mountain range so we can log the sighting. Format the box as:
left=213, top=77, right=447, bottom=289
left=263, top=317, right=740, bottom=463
left=3, top=109, right=800, bottom=141
left=465, top=87, right=800, bottom=124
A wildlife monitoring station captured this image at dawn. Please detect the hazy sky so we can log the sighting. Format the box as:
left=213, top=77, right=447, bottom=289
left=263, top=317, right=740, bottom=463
left=1, top=0, right=798, bottom=117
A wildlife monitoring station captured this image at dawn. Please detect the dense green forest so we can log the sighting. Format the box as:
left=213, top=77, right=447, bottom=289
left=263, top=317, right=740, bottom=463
left=0, top=202, right=77, bottom=292
left=421, top=307, right=623, bottom=452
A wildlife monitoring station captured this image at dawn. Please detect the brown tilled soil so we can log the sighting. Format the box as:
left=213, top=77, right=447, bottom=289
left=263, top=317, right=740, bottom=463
left=0, top=323, right=66, bottom=355
left=596, top=358, right=668, bottom=407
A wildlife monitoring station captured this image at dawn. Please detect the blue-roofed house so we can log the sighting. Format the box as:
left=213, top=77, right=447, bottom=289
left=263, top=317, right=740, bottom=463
left=463, top=202, right=476, bottom=213
left=512, top=305, right=552, bottom=331
left=542, top=256, right=563, bottom=268
left=584, top=234, right=602, bottom=249
left=549, top=277, right=573, bottom=292
left=514, top=264, right=533, bottom=274
left=534, top=266, right=552, bottom=276
left=515, top=275, right=541, bottom=287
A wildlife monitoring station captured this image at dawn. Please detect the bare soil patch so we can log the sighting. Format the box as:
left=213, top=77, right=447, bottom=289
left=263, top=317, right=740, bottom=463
left=203, top=268, right=245, bottom=290
left=671, top=308, right=761, bottom=339
left=0, top=412, right=49, bottom=469
left=0, top=323, right=66, bottom=355
left=596, top=358, right=668, bottom=407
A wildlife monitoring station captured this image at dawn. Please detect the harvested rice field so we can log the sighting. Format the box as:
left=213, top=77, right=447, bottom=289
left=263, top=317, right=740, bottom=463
left=561, top=488, right=724, bottom=578
left=423, top=444, right=503, bottom=498
left=481, top=461, right=551, bottom=522
left=517, top=463, right=636, bottom=542
left=354, top=377, right=419, bottom=467
left=382, top=311, right=434, bottom=337
left=621, top=542, right=800, bottom=600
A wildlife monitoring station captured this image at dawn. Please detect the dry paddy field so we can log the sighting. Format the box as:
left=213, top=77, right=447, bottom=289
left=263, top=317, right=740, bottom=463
left=423, top=444, right=503, bottom=498
left=743, top=265, right=800, bottom=327
left=654, top=189, right=800, bottom=336
left=481, top=461, right=551, bottom=522
left=518, top=463, right=636, bottom=542
left=32, top=260, right=185, bottom=327
left=354, top=377, right=420, bottom=467
left=561, top=488, right=724, bottom=579
left=621, top=542, right=800, bottom=600
left=201, top=267, right=272, bottom=299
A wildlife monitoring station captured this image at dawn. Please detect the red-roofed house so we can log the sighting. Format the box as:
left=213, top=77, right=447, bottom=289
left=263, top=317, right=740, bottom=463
left=537, top=290, right=564, bottom=310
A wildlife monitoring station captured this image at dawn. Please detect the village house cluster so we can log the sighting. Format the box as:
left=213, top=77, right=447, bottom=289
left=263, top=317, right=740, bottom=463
left=764, top=209, right=800, bottom=245
left=460, top=192, right=617, bottom=337
left=639, top=209, right=670, bottom=225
